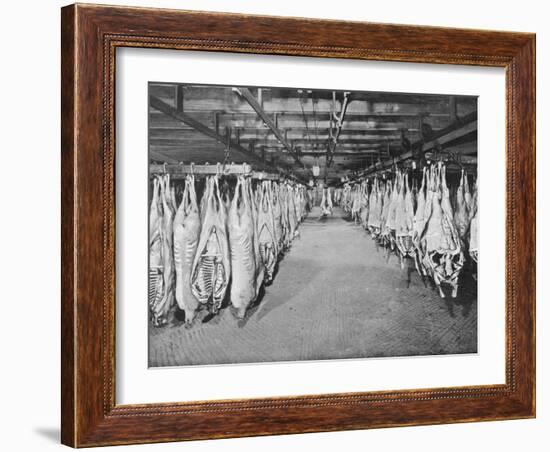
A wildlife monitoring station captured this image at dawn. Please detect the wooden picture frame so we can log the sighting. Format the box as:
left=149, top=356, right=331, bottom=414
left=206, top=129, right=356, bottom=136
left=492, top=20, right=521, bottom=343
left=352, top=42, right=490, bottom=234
left=61, top=3, right=535, bottom=447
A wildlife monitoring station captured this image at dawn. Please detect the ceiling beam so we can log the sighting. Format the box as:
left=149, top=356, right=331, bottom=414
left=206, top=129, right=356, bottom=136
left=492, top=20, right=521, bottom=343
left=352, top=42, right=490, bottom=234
left=149, top=111, right=453, bottom=133
left=295, top=150, right=380, bottom=156
left=149, top=138, right=401, bottom=148
left=234, top=88, right=305, bottom=168
left=423, top=154, right=477, bottom=165
left=149, top=95, right=287, bottom=173
left=150, top=150, right=178, bottom=163
left=421, top=120, right=477, bottom=152
left=149, top=127, right=424, bottom=136
left=150, top=110, right=451, bottom=120
left=149, top=88, right=464, bottom=111
left=360, top=112, right=478, bottom=177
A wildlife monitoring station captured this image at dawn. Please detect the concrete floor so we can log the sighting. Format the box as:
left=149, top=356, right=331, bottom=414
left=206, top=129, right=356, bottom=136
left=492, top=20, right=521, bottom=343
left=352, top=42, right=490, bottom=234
left=149, top=206, right=477, bottom=367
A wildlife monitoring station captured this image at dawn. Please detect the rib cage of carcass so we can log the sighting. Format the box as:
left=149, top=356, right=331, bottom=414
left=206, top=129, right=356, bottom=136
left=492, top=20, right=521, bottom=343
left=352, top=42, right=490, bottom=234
left=148, top=172, right=310, bottom=326
left=418, top=163, right=465, bottom=298
left=149, top=174, right=176, bottom=326
left=257, top=181, right=279, bottom=284
left=190, top=176, right=231, bottom=314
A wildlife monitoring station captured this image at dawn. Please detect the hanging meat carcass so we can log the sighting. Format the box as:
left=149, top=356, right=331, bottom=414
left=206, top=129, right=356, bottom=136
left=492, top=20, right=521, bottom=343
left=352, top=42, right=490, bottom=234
left=302, top=187, right=310, bottom=218
left=454, top=169, right=471, bottom=243
left=469, top=213, right=479, bottom=263
left=247, top=179, right=265, bottom=296
left=292, top=185, right=301, bottom=215
left=150, top=175, right=176, bottom=326
left=220, top=178, right=232, bottom=213
left=319, top=188, right=327, bottom=217
left=383, top=173, right=401, bottom=249
left=191, top=176, right=231, bottom=313
left=395, top=173, right=416, bottom=268
left=172, top=174, right=201, bottom=324
left=279, top=184, right=291, bottom=248
left=307, top=188, right=315, bottom=212
left=413, top=168, right=427, bottom=241
left=359, top=182, right=369, bottom=229
left=342, top=185, right=351, bottom=213
left=271, top=182, right=285, bottom=254
left=367, top=178, right=383, bottom=237
left=298, top=187, right=304, bottom=220
left=149, top=177, right=164, bottom=314
left=319, top=187, right=332, bottom=218
left=351, top=185, right=362, bottom=224
left=378, top=179, right=393, bottom=248
left=253, top=181, right=262, bottom=214
left=420, top=164, right=464, bottom=297
left=469, top=179, right=479, bottom=263
left=293, top=186, right=302, bottom=224
left=161, top=174, right=176, bottom=218
left=326, top=187, right=333, bottom=213
left=302, top=188, right=309, bottom=217
left=348, top=185, right=355, bottom=220
left=289, top=186, right=299, bottom=236
left=169, top=184, right=178, bottom=214
left=199, top=177, right=210, bottom=221
left=464, top=172, right=473, bottom=214
left=257, top=181, right=279, bottom=283
left=332, top=188, right=340, bottom=206
left=227, top=176, right=260, bottom=318
left=412, top=167, right=428, bottom=275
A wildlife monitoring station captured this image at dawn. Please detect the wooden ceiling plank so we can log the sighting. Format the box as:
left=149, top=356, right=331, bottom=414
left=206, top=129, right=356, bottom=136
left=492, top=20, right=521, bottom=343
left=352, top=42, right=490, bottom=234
left=150, top=150, right=179, bottom=163
left=361, top=113, right=478, bottom=177
left=149, top=95, right=457, bottom=116
left=149, top=94, right=275, bottom=171
left=234, top=87, right=304, bottom=168
left=150, top=95, right=309, bottom=183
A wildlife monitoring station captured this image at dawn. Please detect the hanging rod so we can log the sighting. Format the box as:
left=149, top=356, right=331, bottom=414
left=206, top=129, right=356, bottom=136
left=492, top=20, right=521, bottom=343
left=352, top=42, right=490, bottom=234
left=339, top=156, right=477, bottom=186
left=149, top=163, right=283, bottom=181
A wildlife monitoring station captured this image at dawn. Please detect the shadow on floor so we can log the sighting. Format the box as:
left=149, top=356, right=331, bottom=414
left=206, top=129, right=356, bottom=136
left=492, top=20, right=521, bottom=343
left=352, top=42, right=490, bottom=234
left=34, top=427, right=59, bottom=443
left=255, top=259, right=323, bottom=321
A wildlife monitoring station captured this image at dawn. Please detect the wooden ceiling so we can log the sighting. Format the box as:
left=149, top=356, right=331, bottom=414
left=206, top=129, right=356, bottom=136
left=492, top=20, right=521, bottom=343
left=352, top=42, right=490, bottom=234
left=149, top=83, right=477, bottom=182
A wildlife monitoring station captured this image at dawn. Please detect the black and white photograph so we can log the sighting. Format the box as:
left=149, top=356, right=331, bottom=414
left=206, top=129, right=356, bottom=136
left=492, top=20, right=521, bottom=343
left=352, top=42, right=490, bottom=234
left=148, top=82, right=479, bottom=367
left=1, top=0, right=542, bottom=449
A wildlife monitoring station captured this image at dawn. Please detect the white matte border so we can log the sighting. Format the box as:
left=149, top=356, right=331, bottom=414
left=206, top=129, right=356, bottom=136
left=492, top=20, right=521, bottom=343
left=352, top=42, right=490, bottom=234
left=116, top=48, right=505, bottom=405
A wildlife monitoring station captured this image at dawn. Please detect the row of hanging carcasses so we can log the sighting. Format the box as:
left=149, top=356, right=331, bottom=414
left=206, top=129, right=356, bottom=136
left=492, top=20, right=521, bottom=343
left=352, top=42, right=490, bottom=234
left=335, top=163, right=478, bottom=298
left=149, top=173, right=309, bottom=326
